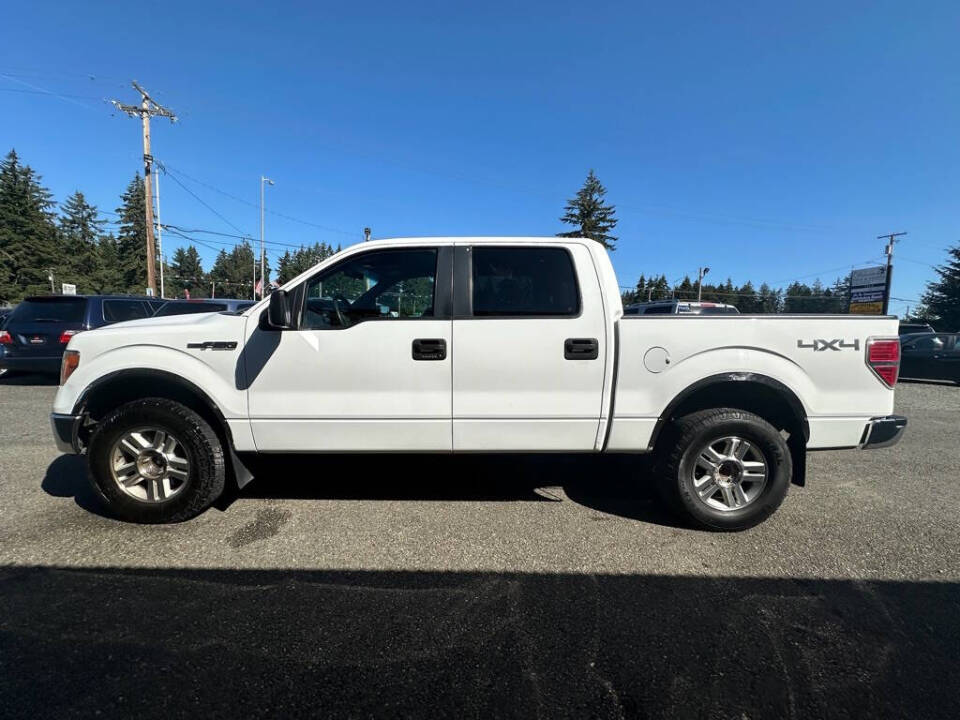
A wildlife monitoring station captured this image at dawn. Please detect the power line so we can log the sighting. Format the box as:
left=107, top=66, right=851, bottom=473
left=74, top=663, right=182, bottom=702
left=0, top=72, right=99, bottom=110
left=157, top=164, right=252, bottom=238
left=161, top=163, right=359, bottom=237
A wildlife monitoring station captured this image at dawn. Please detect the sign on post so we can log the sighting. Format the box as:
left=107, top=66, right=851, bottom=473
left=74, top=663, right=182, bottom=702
left=849, top=266, right=887, bottom=315
left=61, top=283, right=76, bottom=296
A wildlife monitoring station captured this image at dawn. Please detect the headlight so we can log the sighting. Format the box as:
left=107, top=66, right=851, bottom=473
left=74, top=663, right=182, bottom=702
left=60, top=350, right=80, bottom=385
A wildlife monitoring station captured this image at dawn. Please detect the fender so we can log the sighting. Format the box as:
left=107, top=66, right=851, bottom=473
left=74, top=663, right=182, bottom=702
left=70, top=366, right=256, bottom=489
left=647, top=371, right=809, bottom=451
left=57, top=343, right=246, bottom=419
left=71, top=367, right=231, bottom=424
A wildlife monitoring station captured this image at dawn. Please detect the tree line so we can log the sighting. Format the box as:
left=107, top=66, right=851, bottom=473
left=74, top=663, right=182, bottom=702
left=0, top=148, right=341, bottom=304
left=3, top=150, right=957, bottom=322
left=619, top=274, right=851, bottom=313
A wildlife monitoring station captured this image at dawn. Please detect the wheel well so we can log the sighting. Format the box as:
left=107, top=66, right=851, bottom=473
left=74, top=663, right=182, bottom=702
left=77, top=371, right=232, bottom=451
left=653, top=377, right=809, bottom=486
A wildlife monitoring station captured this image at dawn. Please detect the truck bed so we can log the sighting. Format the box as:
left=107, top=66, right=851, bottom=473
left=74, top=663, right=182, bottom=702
left=608, top=314, right=899, bottom=451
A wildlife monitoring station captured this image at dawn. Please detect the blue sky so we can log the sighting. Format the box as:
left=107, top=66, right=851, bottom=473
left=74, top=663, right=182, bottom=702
left=2, top=0, right=958, bottom=313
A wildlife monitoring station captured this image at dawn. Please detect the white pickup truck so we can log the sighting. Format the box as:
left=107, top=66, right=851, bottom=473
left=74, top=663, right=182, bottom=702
left=51, top=237, right=906, bottom=530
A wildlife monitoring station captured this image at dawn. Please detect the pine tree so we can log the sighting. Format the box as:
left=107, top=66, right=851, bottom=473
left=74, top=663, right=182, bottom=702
left=58, top=191, right=104, bottom=294
left=557, top=170, right=619, bottom=250
left=209, top=240, right=256, bottom=297
left=116, top=174, right=149, bottom=294
left=95, top=234, right=125, bottom=294
left=0, top=149, right=59, bottom=302
left=276, top=251, right=292, bottom=285
left=919, top=242, right=960, bottom=330
left=169, top=246, right=206, bottom=298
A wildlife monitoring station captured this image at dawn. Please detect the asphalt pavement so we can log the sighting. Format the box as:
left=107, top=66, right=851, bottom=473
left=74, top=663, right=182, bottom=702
left=1, top=375, right=958, bottom=718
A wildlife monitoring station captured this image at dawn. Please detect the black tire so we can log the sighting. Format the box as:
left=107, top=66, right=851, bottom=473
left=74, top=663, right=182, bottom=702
left=657, top=408, right=792, bottom=531
left=87, top=398, right=226, bottom=523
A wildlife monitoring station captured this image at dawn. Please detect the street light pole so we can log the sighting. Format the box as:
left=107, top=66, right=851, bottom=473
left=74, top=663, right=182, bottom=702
left=260, top=176, right=274, bottom=299
left=697, top=266, right=710, bottom=302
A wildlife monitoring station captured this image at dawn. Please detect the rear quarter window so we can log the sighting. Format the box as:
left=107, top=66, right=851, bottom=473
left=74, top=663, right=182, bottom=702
left=102, top=299, right=150, bottom=323
left=156, top=302, right=228, bottom=316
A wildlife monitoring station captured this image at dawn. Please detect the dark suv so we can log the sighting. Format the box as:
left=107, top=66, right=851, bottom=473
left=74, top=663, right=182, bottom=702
left=0, top=295, right=162, bottom=376
left=153, top=298, right=255, bottom=317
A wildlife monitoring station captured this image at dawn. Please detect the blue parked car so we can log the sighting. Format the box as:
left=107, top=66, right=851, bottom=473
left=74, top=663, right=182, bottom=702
left=152, top=298, right=256, bottom=317
left=0, top=295, right=163, bottom=377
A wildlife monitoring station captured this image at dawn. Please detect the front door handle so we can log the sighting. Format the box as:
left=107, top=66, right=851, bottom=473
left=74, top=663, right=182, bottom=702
left=564, top=337, right=599, bottom=360
left=412, top=338, right=447, bottom=361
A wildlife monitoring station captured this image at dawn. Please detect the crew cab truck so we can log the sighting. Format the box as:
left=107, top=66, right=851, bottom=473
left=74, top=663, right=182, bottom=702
left=51, top=237, right=907, bottom=530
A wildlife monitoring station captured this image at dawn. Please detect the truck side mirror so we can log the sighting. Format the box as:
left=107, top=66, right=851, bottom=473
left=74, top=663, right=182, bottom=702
left=267, top=289, right=293, bottom=329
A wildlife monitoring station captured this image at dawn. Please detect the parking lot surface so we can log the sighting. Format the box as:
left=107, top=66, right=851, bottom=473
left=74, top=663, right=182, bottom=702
left=1, top=376, right=958, bottom=718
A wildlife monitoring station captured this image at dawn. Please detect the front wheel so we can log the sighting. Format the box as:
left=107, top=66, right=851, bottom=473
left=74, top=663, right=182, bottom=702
left=658, top=408, right=792, bottom=531
left=87, top=398, right=226, bottom=523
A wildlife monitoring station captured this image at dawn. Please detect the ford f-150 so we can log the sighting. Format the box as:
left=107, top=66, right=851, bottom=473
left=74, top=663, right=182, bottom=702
left=50, top=237, right=907, bottom=530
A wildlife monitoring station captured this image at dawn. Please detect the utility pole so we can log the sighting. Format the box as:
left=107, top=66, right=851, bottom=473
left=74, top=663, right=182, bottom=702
left=697, top=266, right=710, bottom=302
left=260, top=177, right=274, bottom=299
left=877, top=231, right=906, bottom=315
left=48, top=269, right=55, bottom=294
left=155, top=169, right=164, bottom=298
left=111, top=82, right=177, bottom=296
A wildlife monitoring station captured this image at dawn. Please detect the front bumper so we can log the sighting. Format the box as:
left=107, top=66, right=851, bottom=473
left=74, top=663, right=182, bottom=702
left=50, top=413, right=84, bottom=454
left=860, top=415, right=908, bottom=449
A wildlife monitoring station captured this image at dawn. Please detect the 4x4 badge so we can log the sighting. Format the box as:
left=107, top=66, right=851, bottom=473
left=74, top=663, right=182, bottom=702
left=797, top=339, right=860, bottom=352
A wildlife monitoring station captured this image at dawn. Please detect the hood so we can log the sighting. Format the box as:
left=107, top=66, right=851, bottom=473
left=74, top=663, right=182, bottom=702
left=105, top=311, right=232, bottom=331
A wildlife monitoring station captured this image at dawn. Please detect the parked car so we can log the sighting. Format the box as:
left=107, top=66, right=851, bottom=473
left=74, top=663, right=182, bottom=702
left=52, top=237, right=905, bottom=530
left=153, top=298, right=256, bottom=317
left=900, top=333, right=960, bottom=384
left=899, top=321, right=935, bottom=337
left=624, top=300, right=739, bottom=315
left=0, top=307, right=12, bottom=326
left=0, top=295, right=162, bottom=376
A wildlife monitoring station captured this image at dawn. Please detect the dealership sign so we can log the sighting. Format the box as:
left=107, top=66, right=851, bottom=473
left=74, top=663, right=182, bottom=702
left=848, top=265, right=888, bottom=314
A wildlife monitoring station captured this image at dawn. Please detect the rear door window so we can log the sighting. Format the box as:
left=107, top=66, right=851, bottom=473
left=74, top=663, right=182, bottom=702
left=642, top=305, right=674, bottom=314
left=471, top=247, right=579, bottom=317
left=102, top=299, right=150, bottom=323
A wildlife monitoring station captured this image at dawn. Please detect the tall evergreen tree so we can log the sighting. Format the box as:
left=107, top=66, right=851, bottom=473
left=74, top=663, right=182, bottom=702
left=0, top=149, right=59, bottom=302
left=116, top=174, right=150, bottom=294
left=276, top=251, right=293, bottom=285
left=919, top=242, right=960, bottom=330
left=209, top=240, right=257, bottom=297
left=95, top=234, right=125, bottom=294
left=557, top=170, right=619, bottom=250
left=169, top=245, right=206, bottom=298
left=58, top=191, right=104, bottom=294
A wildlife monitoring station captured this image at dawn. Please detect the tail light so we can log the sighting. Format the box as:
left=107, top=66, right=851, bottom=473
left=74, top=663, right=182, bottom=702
left=0, top=330, right=11, bottom=345
left=866, top=337, right=900, bottom=388
left=59, top=329, right=80, bottom=344
left=60, top=350, right=80, bottom=385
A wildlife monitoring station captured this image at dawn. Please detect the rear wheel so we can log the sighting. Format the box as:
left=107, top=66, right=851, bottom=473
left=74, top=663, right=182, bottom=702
left=658, top=408, right=792, bottom=531
left=87, top=398, right=225, bottom=523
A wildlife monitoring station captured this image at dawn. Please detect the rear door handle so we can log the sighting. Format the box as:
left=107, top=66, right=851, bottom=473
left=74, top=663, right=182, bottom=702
left=564, top=337, right=599, bottom=360
left=412, top=338, right=447, bottom=361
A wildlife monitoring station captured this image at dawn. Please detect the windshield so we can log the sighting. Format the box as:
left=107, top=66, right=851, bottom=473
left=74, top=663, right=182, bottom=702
left=9, top=298, right=85, bottom=323
left=154, top=302, right=228, bottom=317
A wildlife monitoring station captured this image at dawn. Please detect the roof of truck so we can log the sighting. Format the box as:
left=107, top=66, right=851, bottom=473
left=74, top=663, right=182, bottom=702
left=364, top=236, right=591, bottom=246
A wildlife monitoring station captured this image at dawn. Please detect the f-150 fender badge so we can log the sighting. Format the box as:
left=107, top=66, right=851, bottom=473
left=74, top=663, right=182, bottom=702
left=186, top=341, right=238, bottom=351
left=797, top=339, right=860, bottom=352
